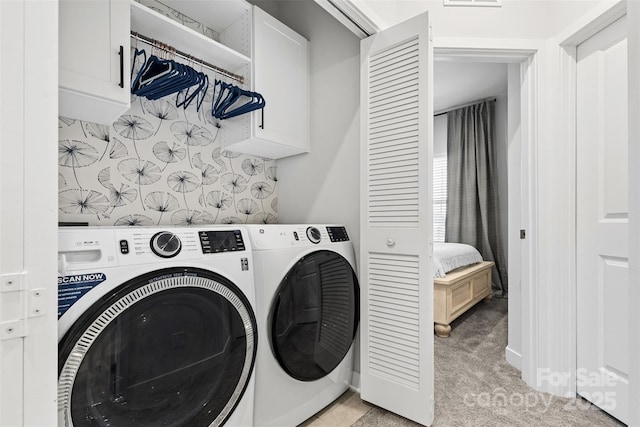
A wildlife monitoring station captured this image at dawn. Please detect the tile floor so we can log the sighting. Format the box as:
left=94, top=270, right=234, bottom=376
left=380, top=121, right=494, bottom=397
left=298, top=389, right=371, bottom=427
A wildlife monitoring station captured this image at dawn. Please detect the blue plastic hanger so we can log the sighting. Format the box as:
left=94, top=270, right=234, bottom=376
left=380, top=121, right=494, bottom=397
left=210, top=80, right=265, bottom=120
left=219, top=91, right=265, bottom=119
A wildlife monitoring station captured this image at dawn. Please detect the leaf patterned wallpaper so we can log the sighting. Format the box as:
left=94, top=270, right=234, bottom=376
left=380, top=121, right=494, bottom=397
left=58, top=91, right=278, bottom=226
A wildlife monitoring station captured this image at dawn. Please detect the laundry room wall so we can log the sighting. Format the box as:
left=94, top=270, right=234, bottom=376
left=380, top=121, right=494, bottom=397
left=249, top=0, right=363, bottom=377
left=58, top=57, right=278, bottom=227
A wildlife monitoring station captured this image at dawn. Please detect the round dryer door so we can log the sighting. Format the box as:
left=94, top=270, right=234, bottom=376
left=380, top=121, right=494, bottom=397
left=58, top=267, right=257, bottom=427
left=270, top=250, right=359, bottom=381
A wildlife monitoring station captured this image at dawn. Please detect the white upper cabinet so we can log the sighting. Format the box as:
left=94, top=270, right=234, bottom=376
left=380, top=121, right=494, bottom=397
left=59, top=0, right=131, bottom=124
left=58, top=0, right=308, bottom=159
left=222, top=6, right=310, bottom=159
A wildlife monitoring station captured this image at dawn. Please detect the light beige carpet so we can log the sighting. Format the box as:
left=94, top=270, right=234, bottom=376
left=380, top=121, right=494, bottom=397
left=352, top=298, right=624, bottom=427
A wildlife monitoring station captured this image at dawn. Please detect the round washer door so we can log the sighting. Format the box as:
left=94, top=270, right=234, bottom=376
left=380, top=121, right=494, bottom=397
left=269, top=250, right=359, bottom=381
left=58, top=267, right=257, bottom=427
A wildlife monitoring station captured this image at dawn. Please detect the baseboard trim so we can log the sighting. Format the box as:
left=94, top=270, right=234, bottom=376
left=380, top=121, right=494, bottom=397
left=350, top=371, right=361, bottom=393
left=505, top=345, right=522, bottom=371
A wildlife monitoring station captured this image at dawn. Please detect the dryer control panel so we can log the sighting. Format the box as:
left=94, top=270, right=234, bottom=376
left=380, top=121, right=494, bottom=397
left=245, top=225, right=352, bottom=250
left=199, top=230, right=245, bottom=253
left=326, top=226, right=350, bottom=242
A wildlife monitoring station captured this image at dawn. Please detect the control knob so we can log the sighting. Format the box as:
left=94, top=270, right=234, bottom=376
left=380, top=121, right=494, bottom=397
left=150, top=231, right=182, bottom=258
left=306, top=227, right=321, bottom=244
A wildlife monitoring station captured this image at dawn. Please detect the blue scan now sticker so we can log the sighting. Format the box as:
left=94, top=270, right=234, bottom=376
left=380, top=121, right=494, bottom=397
left=58, top=272, right=107, bottom=318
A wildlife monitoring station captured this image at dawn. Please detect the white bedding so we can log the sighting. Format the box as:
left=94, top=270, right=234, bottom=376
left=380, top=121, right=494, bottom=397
left=433, top=242, right=483, bottom=278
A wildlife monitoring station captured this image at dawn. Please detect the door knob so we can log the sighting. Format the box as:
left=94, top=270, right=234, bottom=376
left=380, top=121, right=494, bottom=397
left=386, top=237, right=395, bottom=247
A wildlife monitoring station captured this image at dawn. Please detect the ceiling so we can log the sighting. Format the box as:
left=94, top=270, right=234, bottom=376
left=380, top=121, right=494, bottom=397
left=434, top=61, right=508, bottom=113
left=352, top=0, right=603, bottom=40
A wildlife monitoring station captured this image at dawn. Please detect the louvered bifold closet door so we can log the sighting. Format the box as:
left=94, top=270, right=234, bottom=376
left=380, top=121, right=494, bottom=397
left=360, top=12, right=434, bottom=427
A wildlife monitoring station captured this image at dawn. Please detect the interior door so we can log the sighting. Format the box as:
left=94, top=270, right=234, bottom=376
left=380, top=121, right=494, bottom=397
left=360, top=12, right=434, bottom=426
left=576, top=15, right=628, bottom=424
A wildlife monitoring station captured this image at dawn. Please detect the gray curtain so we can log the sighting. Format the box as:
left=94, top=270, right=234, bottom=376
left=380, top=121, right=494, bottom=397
left=445, top=100, right=508, bottom=297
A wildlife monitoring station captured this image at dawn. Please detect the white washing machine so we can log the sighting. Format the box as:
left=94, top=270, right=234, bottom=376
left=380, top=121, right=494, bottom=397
left=57, top=226, right=257, bottom=427
left=246, top=224, right=359, bottom=426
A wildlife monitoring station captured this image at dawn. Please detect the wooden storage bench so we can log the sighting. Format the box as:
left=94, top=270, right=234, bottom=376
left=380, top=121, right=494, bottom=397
left=433, top=261, right=494, bottom=337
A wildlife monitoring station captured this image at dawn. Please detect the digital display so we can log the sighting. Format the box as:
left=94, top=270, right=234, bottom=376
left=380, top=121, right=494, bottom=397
left=326, top=226, right=350, bottom=242
left=199, top=230, right=245, bottom=253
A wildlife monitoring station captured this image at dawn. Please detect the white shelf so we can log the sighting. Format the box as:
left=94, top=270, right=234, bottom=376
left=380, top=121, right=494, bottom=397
left=161, top=0, right=251, bottom=32
left=130, top=0, right=250, bottom=73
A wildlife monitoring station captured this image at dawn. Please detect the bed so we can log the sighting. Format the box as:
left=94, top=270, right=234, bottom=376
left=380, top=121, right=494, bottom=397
left=433, top=243, right=494, bottom=337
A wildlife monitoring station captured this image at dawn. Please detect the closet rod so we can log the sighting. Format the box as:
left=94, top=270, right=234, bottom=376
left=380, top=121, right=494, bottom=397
left=434, top=97, right=496, bottom=117
left=130, top=32, right=244, bottom=84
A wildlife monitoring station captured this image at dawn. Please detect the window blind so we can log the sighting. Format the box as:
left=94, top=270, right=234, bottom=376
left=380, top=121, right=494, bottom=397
left=433, top=156, right=447, bottom=242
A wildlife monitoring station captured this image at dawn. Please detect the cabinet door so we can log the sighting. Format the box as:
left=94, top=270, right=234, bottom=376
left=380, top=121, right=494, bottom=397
left=59, top=0, right=130, bottom=124
left=252, top=7, right=308, bottom=153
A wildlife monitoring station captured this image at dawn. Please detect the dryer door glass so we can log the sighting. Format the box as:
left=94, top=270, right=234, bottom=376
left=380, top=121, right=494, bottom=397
left=270, top=250, right=359, bottom=381
left=58, top=268, right=257, bottom=427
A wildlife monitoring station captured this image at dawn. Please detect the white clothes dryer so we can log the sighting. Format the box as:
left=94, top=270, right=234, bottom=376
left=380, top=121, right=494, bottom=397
left=57, top=226, right=257, bottom=427
left=246, top=225, right=359, bottom=427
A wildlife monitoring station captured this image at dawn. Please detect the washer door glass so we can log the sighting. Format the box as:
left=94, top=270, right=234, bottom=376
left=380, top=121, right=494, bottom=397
left=58, top=268, right=256, bottom=427
left=270, top=250, right=359, bottom=381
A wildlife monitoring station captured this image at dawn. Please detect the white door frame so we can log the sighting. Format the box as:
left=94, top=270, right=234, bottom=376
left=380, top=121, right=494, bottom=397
left=433, top=39, right=541, bottom=389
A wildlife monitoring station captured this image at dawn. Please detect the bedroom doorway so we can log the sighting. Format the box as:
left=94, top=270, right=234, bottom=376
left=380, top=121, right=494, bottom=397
left=432, top=60, right=508, bottom=291
left=433, top=49, right=532, bottom=371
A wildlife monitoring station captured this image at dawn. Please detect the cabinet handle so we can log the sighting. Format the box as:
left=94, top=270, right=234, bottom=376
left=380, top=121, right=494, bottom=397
left=118, top=45, right=124, bottom=88
left=259, top=107, right=264, bottom=129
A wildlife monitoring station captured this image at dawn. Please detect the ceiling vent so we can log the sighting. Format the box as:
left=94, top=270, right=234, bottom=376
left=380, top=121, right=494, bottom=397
left=443, top=0, right=502, bottom=7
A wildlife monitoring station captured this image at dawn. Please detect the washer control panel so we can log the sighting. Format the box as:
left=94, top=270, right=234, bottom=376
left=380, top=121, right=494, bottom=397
left=327, top=226, right=350, bottom=242
left=199, top=230, right=245, bottom=253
